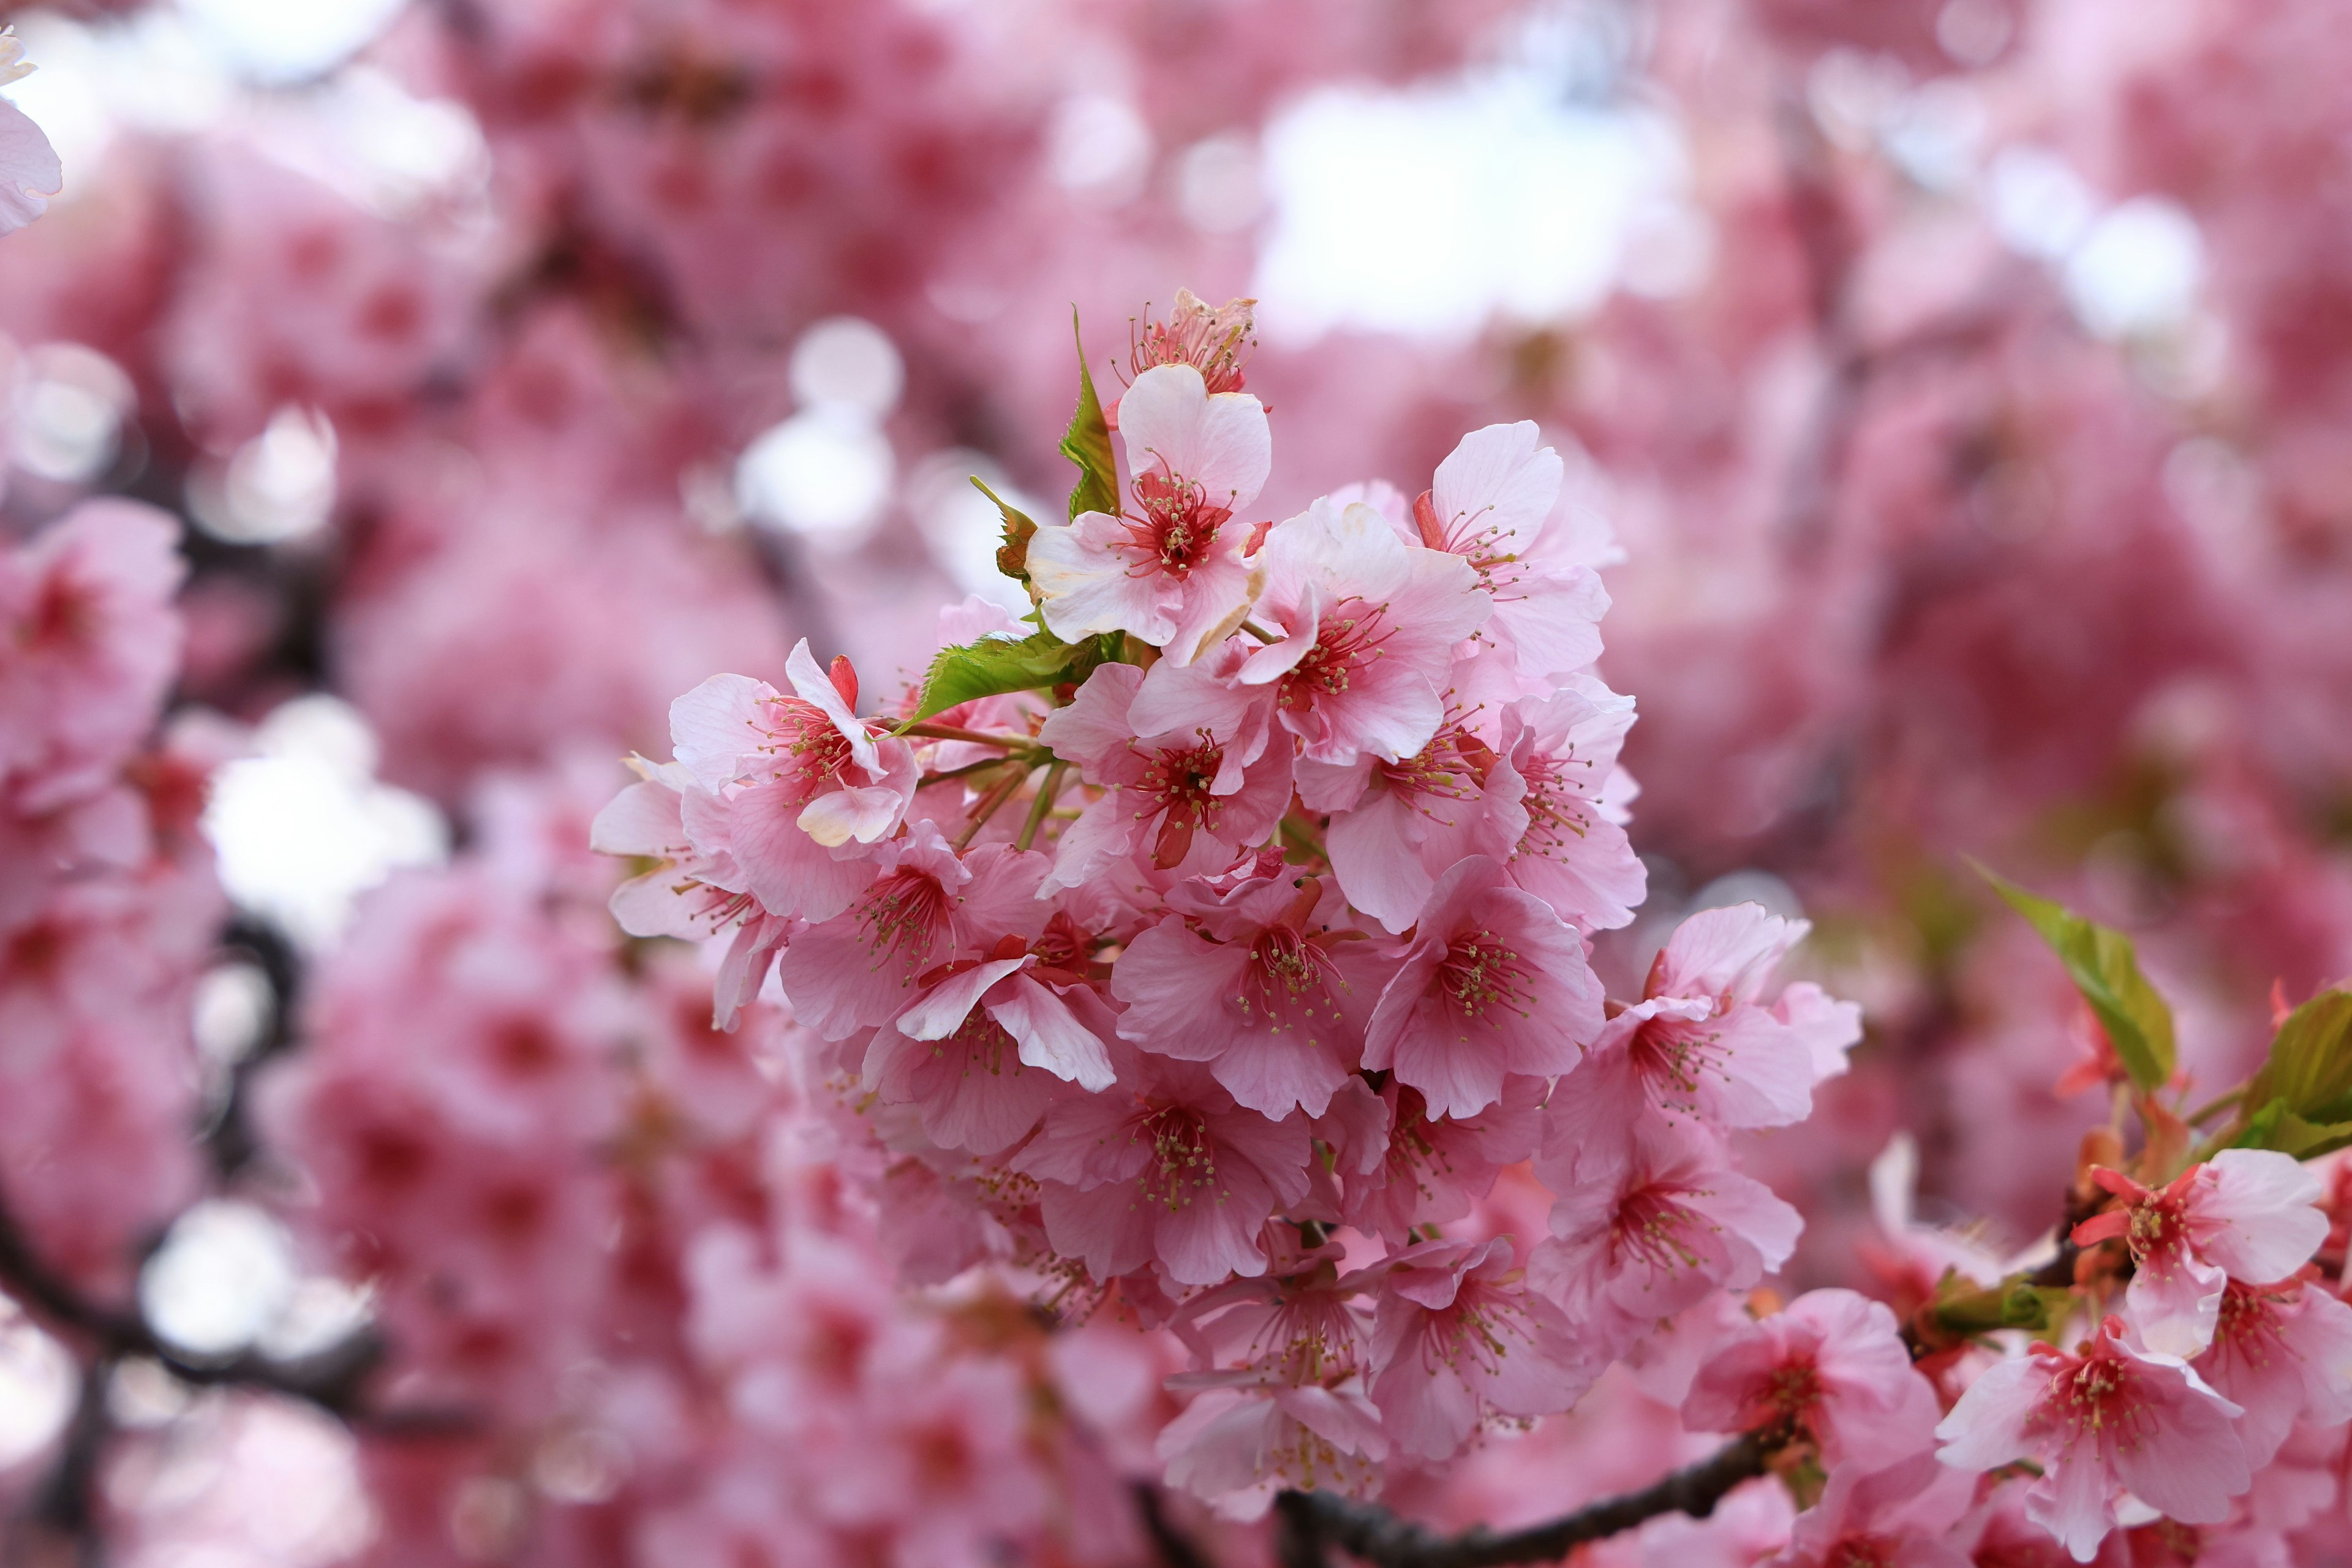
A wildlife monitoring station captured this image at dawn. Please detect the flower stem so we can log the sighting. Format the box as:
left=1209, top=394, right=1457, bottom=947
left=957, top=761, right=1033, bottom=850
left=1015, top=761, right=1069, bottom=853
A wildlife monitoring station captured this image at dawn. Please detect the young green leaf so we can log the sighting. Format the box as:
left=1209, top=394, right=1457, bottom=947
left=2246, top=989, right=2352, bottom=1128
left=1978, top=867, right=2176, bottom=1093
left=1058, top=311, right=1119, bottom=524
left=899, top=630, right=1123, bottom=728
left=970, top=477, right=1038, bottom=585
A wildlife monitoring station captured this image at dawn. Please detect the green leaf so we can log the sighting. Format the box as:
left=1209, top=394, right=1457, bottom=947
left=2245, top=989, right=2352, bottom=1129
left=970, top=477, right=1038, bottom=586
left=1058, top=311, right=1119, bottom=524
left=899, top=630, right=1119, bottom=728
left=1978, top=867, right=2176, bottom=1093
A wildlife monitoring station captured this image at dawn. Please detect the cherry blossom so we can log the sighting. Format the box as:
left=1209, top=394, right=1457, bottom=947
left=1036, top=660, right=1294, bottom=892
left=2071, top=1152, right=2330, bottom=1358
left=1936, top=1317, right=2252, bottom=1562
left=1112, top=865, right=1379, bottom=1117
left=1362, top=855, right=1603, bottom=1120
left=1011, top=1049, right=1311, bottom=1286
left=1028, top=362, right=1273, bottom=665
left=1683, top=1289, right=1942, bottom=1469
left=0, top=28, right=59, bottom=236
left=2192, top=1276, right=2352, bottom=1469
left=1236, top=496, right=1490, bottom=766
left=1409, top=422, right=1610, bottom=682
left=1367, top=1237, right=1596, bottom=1461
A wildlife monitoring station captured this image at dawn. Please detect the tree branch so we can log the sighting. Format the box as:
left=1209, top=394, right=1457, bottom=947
left=1272, top=1428, right=1781, bottom=1568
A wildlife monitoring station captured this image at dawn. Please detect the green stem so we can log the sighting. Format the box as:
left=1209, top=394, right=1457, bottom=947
left=2183, top=1087, right=2244, bottom=1127
left=1014, top=761, right=1069, bottom=853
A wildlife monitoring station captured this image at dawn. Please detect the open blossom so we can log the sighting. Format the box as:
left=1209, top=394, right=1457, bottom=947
left=1362, top=855, right=1602, bottom=1120
left=0, top=29, right=59, bottom=236
left=1408, top=421, right=1610, bottom=682
left=1028, top=362, right=1272, bottom=665
left=1683, top=1289, right=1942, bottom=1468
left=1125, top=288, right=1254, bottom=396
left=1367, top=1237, right=1596, bottom=1461
left=1, top=501, right=187, bottom=813
left=2192, top=1276, right=2352, bottom=1468
left=1498, top=675, right=1649, bottom=932
left=1936, top=1316, right=2250, bottom=1562
left=2071, top=1150, right=2329, bottom=1357
left=1339, top=1076, right=1545, bottom=1244
left=666, top=641, right=916, bottom=924
left=1234, top=496, right=1488, bottom=766
left=1112, top=864, right=1379, bottom=1117
left=1035, top=660, right=1293, bottom=892
left=1011, top=1048, right=1311, bottom=1286
left=1158, top=1368, right=1387, bottom=1519
left=1768, top=1451, right=1976, bottom=1568
left=1532, top=1116, right=1803, bottom=1357
left=1585, top=903, right=1857, bottom=1134
left=1298, top=660, right=1529, bottom=934
left=861, top=919, right=1119, bottom=1154
left=778, top=833, right=1047, bottom=1038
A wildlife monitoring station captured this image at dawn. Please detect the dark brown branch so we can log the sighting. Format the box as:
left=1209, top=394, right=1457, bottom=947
left=1132, top=1481, right=1217, bottom=1568
left=1272, top=1428, right=1779, bottom=1568
left=0, top=1182, right=462, bottom=1428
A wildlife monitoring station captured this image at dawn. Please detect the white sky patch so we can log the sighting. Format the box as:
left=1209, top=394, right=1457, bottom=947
left=176, top=0, right=408, bottom=85
left=140, top=1200, right=298, bottom=1359
left=202, top=694, right=448, bottom=951
left=0, top=1297, right=75, bottom=1469
left=2065, top=196, right=2203, bottom=342
left=1253, top=73, right=1676, bottom=344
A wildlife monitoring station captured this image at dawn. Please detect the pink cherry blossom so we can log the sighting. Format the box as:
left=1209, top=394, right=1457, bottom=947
left=1767, top=1450, right=1976, bottom=1568
left=1532, top=1116, right=1803, bottom=1358
left=1683, top=1289, right=1942, bottom=1468
left=2071, top=1151, right=2329, bottom=1358
left=665, top=642, right=916, bottom=924
left=1340, top=1076, right=1545, bottom=1245
left=1112, top=867, right=1379, bottom=1117
left=1235, top=496, right=1490, bottom=766
left=1936, top=1316, right=2252, bottom=1562
left=778, top=832, right=1047, bottom=1038
left=1368, top=1236, right=1597, bottom=1461
left=0, top=502, right=186, bottom=813
left=1011, top=1049, right=1311, bottom=1286
left=1158, top=1368, right=1388, bottom=1520
left=1583, top=903, right=1853, bottom=1133
left=1411, top=422, right=1610, bottom=681
left=0, top=31, right=59, bottom=236
left=2193, top=1276, right=2352, bottom=1469
left=1496, top=675, right=1649, bottom=932
left=1362, top=854, right=1604, bottom=1120
left=1125, top=290, right=1254, bottom=397
left=1035, top=660, right=1294, bottom=892
left=1299, top=666, right=1529, bottom=934
left=1028, top=362, right=1272, bottom=665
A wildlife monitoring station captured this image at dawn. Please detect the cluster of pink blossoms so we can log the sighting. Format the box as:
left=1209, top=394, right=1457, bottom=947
left=0, top=501, right=217, bottom=1296
left=601, top=295, right=1868, bottom=1515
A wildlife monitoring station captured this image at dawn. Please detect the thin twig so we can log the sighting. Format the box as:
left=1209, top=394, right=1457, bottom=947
left=1273, top=1428, right=1781, bottom=1568
left=956, top=762, right=1034, bottom=850
left=1015, top=761, right=1069, bottom=853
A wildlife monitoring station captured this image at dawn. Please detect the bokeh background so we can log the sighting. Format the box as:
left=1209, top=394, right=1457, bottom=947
left=4, top=0, right=2352, bottom=1561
